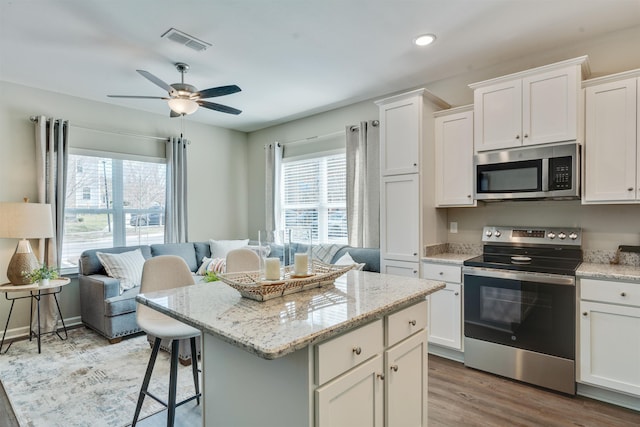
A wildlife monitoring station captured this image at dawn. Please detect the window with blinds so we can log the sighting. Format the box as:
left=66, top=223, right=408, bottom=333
left=281, top=153, right=347, bottom=244
left=61, top=152, right=166, bottom=270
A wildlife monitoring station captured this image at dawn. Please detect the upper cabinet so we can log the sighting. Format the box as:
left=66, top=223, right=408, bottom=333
left=583, top=70, right=640, bottom=204
left=434, top=106, right=475, bottom=207
left=470, top=56, right=590, bottom=153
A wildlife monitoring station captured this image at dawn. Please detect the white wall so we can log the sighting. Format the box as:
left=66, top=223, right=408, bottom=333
left=0, top=81, right=248, bottom=332
left=246, top=25, right=640, bottom=252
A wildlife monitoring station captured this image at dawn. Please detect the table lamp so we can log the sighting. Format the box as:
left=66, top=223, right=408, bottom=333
left=0, top=199, right=54, bottom=285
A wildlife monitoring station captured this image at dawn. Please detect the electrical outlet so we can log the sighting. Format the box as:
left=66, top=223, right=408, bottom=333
left=450, top=222, right=458, bottom=233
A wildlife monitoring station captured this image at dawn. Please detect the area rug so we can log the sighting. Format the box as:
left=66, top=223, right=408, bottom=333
left=0, top=327, right=198, bottom=427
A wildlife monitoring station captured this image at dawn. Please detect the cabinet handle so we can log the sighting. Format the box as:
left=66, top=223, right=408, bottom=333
left=408, top=320, right=416, bottom=326
left=621, top=292, right=627, bottom=297
left=352, top=346, right=362, bottom=355
left=628, top=188, right=634, bottom=191
left=582, top=312, right=588, bottom=316
left=516, top=135, right=520, bottom=139
left=524, top=134, right=528, bottom=138
left=413, top=252, right=418, bottom=256
left=377, top=373, right=385, bottom=380
left=454, top=292, right=459, bottom=296
left=439, top=271, right=444, bottom=275
left=467, top=194, right=471, bottom=198
left=390, top=365, right=399, bottom=372
left=413, top=163, right=417, bottom=167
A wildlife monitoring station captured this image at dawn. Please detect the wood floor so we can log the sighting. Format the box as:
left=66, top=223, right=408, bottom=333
left=2, top=355, right=640, bottom=426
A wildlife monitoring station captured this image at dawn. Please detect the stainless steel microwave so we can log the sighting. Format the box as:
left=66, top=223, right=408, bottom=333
left=475, top=143, right=580, bottom=201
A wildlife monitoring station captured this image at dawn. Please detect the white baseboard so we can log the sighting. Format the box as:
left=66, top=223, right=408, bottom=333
left=1, top=316, right=83, bottom=342
left=428, top=343, right=464, bottom=363
left=577, top=383, right=640, bottom=411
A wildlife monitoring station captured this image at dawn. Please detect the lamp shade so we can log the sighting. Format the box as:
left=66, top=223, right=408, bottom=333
left=168, top=98, right=198, bottom=115
left=0, top=202, right=54, bottom=239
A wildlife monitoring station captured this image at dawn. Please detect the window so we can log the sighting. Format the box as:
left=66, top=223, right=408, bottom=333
left=61, top=152, right=166, bottom=270
left=281, top=152, right=347, bottom=244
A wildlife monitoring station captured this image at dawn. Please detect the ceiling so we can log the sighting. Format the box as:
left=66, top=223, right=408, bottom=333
left=1, top=1, right=639, bottom=133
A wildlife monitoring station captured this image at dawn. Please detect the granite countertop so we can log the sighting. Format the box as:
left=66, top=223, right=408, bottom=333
left=136, top=270, right=445, bottom=360
left=422, top=253, right=476, bottom=265
left=577, top=262, right=640, bottom=282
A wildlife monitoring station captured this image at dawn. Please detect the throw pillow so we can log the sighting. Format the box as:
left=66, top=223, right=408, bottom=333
left=244, top=244, right=270, bottom=258
left=209, top=239, right=250, bottom=259
left=96, top=249, right=146, bottom=294
left=196, top=257, right=227, bottom=275
left=334, top=251, right=366, bottom=271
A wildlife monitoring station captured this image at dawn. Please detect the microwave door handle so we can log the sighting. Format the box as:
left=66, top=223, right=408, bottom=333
left=541, top=158, right=549, bottom=192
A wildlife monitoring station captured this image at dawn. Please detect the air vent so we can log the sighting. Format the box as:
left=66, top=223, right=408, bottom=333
left=161, top=28, right=211, bottom=52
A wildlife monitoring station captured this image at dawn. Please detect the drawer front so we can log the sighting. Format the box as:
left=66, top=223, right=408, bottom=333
left=581, top=278, right=640, bottom=308
left=422, top=262, right=461, bottom=283
left=386, top=300, right=428, bottom=347
left=315, top=319, right=383, bottom=385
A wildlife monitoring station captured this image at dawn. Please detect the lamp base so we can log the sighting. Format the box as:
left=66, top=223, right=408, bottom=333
left=7, top=239, right=39, bottom=285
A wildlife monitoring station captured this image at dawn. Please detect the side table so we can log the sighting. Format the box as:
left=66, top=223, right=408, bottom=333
left=0, top=278, right=71, bottom=354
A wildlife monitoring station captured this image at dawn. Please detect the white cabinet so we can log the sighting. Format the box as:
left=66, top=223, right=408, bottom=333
left=376, top=89, right=450, bottom=278
left=422, top=262, right=463, bottom=352
left=578, top=278, right=640, bottom=397
left=434, top=106, right=475, bottom=207
left=381, top=259, right=419, bottom=278
left=470, top=56, right=588, bottom=153
left=583, top=72, right=640, bottom=203
left=316, top=300, right=429, bottom=427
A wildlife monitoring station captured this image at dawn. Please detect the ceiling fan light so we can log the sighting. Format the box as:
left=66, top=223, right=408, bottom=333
left=414, top=33, right=436, bottom=47
left=168, top=98, right=198, bottom=115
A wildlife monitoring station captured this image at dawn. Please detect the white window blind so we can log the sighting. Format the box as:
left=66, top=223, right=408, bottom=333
left=281, top=153, right=347, bottom=244
left=61, top=152, right=166, bottom=270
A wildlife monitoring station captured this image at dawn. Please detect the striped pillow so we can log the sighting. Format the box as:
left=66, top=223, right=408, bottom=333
left=96, top=249, right=146, bottom=294
left=196, top=257, right=226, bottom=275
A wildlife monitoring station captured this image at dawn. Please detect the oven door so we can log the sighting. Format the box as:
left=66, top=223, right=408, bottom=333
left=463, top=267, right=575, bottom=360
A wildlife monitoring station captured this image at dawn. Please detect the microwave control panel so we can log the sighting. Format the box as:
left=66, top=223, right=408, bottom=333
left=548, top=156, right=572, bottom=190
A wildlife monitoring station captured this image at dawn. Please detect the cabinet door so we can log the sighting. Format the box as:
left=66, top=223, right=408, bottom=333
left=473, top=79, right=522, bottom=152
left=435, top=110, right=475, bottom=206
left=385, top=331, right=428, bottom=427
left=584, top=78, right=638, bottom=202
left=522, top=65, right=579, bottom=146
left=427, top=282, right=462, bottom=350
left=579, top=301, right=640, bottom=396
left=381, top=259, right=419, bottom=278
left=316, top=355, right=384, bottom=427
left=380, top=97, right=421, bottom=176
left=380, top=174, right=419, bottom=262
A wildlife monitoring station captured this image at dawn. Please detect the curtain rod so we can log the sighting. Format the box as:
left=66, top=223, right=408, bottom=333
left=29, top=116, right=168, bottom=142
left=279, top=120, right=379, bottom=146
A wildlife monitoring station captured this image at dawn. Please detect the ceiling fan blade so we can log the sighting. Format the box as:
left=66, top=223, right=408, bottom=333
left=107, top=95, right=168, bottom=99
left=170, top=110, right=181, bottom=118
left=136, top=70, right=174, bottom=94
left=196, top=85, right=241, bottom=99
left=198, top=100, right=242, bottom=115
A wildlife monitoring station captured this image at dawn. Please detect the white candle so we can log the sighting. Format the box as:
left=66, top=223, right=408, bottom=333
left=294, top=253, right=309, bottom=276
left=264, top=257, right=281, bottom=280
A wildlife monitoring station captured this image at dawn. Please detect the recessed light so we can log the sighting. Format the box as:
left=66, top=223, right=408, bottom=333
left=414, top=34, right=436, bottom=47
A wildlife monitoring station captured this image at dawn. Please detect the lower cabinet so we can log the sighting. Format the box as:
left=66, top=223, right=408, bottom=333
left=381, top=259, right=419, bottom=277
left=315, top=300, right=428, bottom=427
left=579, top=278, right=640, bottom=397
left=422, top=261, right=463, bottom=353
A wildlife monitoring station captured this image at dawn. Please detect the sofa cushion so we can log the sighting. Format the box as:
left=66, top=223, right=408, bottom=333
left=334, top=251, right=366, bottom=271
left=151, top=243, right=198, bottom=272
left=80, top=245, right=152, bottom=276
left=104, top=286, right=140, bottom=317
left=96, top=249, right=147, bottom=294
left=193, top=242, right=211, bottom=269
left=332, top=247, right=380, bottom=273
left=209, top=239, right=250, bottom=258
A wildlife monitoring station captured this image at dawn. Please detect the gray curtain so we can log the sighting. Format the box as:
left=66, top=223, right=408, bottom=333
left=346, top=120, right=380, bottom=248
left=165, top=136, right=189, bottom=243
left=34, top=116, right=68, bottom=333
left=265, top=142, right=283, bottom=231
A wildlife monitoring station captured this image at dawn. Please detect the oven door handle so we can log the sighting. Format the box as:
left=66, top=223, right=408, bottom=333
left=462, top=266, right=575, bottom=286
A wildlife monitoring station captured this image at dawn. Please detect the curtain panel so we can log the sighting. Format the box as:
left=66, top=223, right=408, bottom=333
left=165, top=136, right=189, bottom=244
left=265, top=142, right=283, bottom=231
left=34, top=116, right=69, bottom=333
left=346, top=120, right=380, bottom=248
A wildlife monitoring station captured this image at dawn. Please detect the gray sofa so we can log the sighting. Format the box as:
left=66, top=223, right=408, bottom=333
left=78, top=241, right=379, bottom=363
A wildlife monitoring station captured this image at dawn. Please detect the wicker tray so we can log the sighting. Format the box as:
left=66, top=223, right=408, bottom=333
left=217, top=260, right=355, bottom=301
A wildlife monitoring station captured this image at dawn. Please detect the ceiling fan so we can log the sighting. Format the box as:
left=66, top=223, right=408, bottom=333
left=108, top=62, right=242, bottom=117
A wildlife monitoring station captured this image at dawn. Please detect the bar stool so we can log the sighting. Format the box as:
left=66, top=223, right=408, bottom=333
left=132, top=255, right=201, bottom=427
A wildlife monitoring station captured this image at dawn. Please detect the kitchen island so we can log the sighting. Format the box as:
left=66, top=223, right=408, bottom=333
left=136, top=270, right=444, bottom=427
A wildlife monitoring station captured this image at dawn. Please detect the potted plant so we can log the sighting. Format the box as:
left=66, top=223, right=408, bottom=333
left=25, top=264, right=59, bottom=286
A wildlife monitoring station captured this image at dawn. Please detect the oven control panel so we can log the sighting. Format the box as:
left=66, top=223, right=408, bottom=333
left=482, top=226, right=581, bottom=246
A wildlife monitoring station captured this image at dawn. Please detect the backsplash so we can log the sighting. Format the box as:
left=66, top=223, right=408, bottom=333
left=583, top=249, right=640, bottom=267
left=424, top=243, right=482, bottom=257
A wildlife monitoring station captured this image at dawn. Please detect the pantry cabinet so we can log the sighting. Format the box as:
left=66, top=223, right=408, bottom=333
left=578, top=278, right=640, bottom=397
left=470, top=56, right=589, bottom=153
left=434, top=106, right=475, bottom=207
left=583, top=71, right=640, bottom=203
left=376, top=89, right=450, bottom=278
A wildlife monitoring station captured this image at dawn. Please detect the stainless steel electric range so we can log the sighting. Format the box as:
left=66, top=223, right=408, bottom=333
left=462, top=225, right=582, bottom=395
